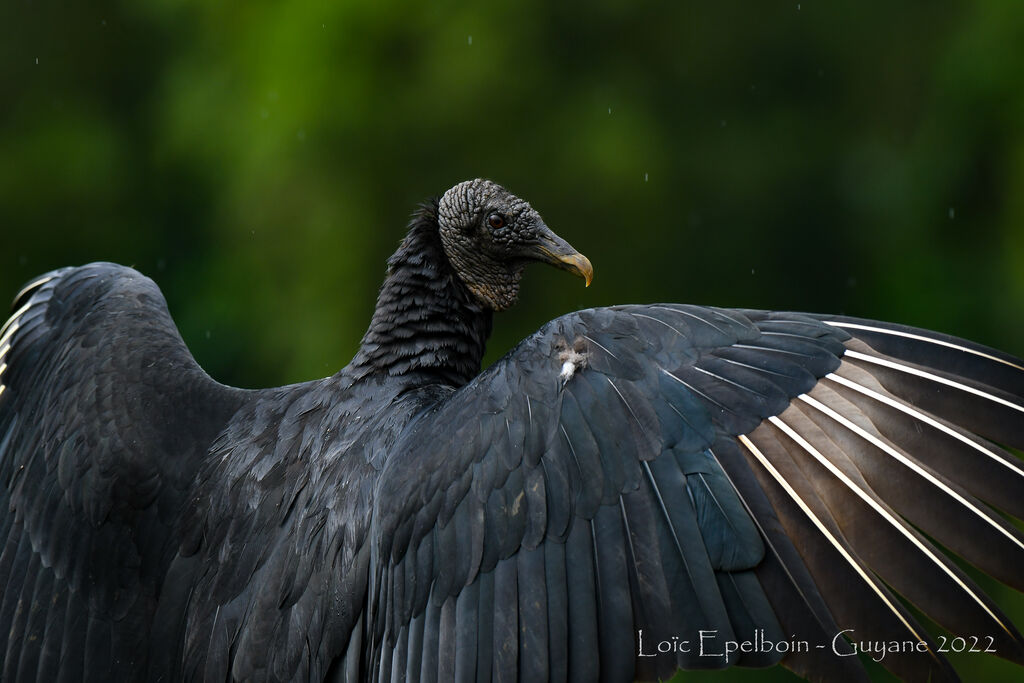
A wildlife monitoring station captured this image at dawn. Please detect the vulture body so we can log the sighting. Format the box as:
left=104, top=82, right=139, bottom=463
left=0, top=179, right=1022, bottom=682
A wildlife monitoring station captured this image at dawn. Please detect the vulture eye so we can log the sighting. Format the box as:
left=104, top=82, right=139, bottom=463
left=487, top=213, right=506, bottom=229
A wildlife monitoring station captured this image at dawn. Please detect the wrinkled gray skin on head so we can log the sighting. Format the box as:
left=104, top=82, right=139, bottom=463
left=437, top=179, right=546, bottom=311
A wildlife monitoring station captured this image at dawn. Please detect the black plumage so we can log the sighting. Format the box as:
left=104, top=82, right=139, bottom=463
left=0, top=178, right=1022, bottom=682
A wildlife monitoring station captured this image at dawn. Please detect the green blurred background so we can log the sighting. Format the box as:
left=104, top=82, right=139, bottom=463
left=2, top=1, right=1024, bottom=680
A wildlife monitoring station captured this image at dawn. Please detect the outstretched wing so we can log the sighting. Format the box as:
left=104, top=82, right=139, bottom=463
left=0, top=263, right=247, bottom=682
left=366, top=304, right=1024, bottom=682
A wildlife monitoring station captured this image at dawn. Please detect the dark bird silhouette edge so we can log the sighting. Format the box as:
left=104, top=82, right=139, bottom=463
left=0, top=179, right=1022, bottom=683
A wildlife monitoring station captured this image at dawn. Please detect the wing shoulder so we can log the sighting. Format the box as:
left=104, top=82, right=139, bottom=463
left=1, top=263, right=246, bottom=512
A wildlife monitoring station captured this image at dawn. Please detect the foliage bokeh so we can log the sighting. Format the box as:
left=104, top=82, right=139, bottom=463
left=2, top=1, right=1024, bottom=680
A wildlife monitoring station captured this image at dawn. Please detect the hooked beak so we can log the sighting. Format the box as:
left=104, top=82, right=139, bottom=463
left=528, top=225, right=594, bottom=287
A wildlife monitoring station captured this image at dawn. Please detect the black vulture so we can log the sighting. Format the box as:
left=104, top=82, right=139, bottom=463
left=0, top=179, right=1022, bottom=683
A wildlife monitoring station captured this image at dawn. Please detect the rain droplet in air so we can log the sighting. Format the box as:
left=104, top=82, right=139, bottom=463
left=948, top=207, right=955, bottom=219
left=644, top=173, right=649, bottom=182
left=468, top=35, right=473, bottom=46
left=608, top=107, right=612, bottom=115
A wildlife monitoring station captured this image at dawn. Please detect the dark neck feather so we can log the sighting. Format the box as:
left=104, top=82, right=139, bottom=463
left=348, top=201, right=493, bottom=386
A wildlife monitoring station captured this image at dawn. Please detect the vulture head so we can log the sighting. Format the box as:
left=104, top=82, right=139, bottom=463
left=437, top=178, right=593, bottom=310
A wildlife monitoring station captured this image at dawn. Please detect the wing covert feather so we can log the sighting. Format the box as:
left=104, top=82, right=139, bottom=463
left=0, top=264, right=246, bottom=681
left=369, top=306, right=850, bottom=680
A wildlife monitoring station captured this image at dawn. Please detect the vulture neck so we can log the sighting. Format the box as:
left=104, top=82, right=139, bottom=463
left=349, top=202, right=493, bottom=387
